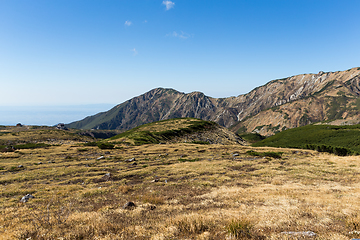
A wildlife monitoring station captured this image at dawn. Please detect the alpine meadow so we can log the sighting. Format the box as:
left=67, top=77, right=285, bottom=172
left=1, top=1, right=360, bottom=239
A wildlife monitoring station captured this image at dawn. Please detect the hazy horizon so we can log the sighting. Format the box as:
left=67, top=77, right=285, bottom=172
left=0, top=104, right=115, bottom=126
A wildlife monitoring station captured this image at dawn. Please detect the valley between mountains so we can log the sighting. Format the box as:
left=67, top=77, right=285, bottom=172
left=67, top=67, right=360, bottom=136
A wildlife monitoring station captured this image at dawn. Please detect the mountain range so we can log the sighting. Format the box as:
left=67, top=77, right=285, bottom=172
left=67, top=67, right=360, bottom=136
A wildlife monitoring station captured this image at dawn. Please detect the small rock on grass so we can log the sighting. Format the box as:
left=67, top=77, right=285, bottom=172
left=20, top=194, right=35, bottom=203
left=281, top=231, right=316, bottom=237
left=123, top=201, right=136, bottom=210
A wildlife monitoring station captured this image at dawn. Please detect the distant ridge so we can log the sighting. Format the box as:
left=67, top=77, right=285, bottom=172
left=67, top=67, right=360, bottom=135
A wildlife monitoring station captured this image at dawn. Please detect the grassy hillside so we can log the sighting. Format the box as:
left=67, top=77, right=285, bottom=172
left=107, top=118, right=242, bottom=145
left=3, top=124, right=360, bottom=238
left=253, top=124, right=360, bottom=155
left=3, top=134, right=360, bottom=239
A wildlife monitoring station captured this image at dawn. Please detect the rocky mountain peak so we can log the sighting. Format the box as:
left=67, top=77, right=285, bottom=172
left=67, top=67, right=360, bottom=136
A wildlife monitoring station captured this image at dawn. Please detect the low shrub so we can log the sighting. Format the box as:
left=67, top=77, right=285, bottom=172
left=304, top=144, right=353, bottom=156
left=83, top=142, right=98, bottom=146
left=263, top=151, right=283, bottom=159
left=246, top=150, right=283, bottom=158
left=226, top=218, right=253, bottom=239
left=191, top=141, right=210, bottom=145
left=97, top=143, right=114, bottom=149
left=77, top=148, right=89, bottom=152
left=14, top=143, right=50, bottom=149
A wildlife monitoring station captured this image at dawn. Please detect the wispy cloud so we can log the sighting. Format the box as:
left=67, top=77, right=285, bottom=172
left=162, top=1, right=175, bottom=10
left=124, top=20, right=132, bottom=26
left=166, top=31, right=192, bottom=39
left=131, top=48, right=138, bottom=56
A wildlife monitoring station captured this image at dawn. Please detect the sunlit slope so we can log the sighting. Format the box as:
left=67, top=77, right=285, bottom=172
left=67, top=68, right=360, bottom=136
left=107, top=118, right=245, bottom=145
left=253, top=124, right=360, bottom=155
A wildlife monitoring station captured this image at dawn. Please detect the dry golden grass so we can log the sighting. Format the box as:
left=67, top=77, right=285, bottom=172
left=2, top=130, right=360, bottom=239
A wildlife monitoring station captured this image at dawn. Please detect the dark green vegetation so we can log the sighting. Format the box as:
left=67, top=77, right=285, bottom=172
left=190, top=140, right=210, bottom=145
left=97, top=142, right=115, bottom=149
left=13, top=143, right=51, bottom=149
left=253, top=124, right=360, bottom=156
left=239, top=133, right=265, bottom=143
left=109, top=118, right=217, bottom=145
left=246, top=150, right=283, bottom=159
left=0, top=143, right=51, bottom=152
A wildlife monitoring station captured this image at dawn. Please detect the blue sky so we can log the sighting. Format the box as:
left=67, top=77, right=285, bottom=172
left=1, top=0, right=360, bottom=107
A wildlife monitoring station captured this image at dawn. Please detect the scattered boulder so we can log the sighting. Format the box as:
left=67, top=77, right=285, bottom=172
left=232, top=153, right=240, bottom=157
left=102, top=173, right=111, bottom=181
left=97, top=156, right=105, bottom=160
left=94, top=173, right=112, bottom=183
left=151, top=179, right=159, bottom=183
left=123, top=201, right=136, bottom=210
left=131, top=162, right=137, bottom=166
left=20, top=194, right=35, bottom=203
left=18, top=165, right=23, bottom=168
left=281, top=231, right=316, bottom=237
left=125, top=158, right=135, bottom=162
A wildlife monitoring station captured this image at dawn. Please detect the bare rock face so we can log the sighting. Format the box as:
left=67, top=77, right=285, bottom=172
left=233, top=68, right=360, bottom=135
left=67, top=68, right=360, bottom=136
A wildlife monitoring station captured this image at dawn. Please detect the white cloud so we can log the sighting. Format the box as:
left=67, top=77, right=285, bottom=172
left=131, top=48, right=138, bottom=55
left=124, top=20, right=132, bottom=26
left=166, top=31, right=192, bottom=39
left=162, top=1, right=175, bottom=10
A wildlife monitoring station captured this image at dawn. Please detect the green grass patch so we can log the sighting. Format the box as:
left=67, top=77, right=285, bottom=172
left=226, top=218, right=253, bottom=239
left=14, top=143, right=50, bottom=149
left=83, top=142, right=99, bottom=146
left=246, top=150, right=283, bottom=158
left=97, top=142, right=114, bottom=149
left=253, top=124, right=360, bottom=156
left=77, top=148, right=89, bottom=152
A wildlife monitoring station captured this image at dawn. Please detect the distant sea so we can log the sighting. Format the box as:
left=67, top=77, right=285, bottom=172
left=0, top=104, right=115, bottom=126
